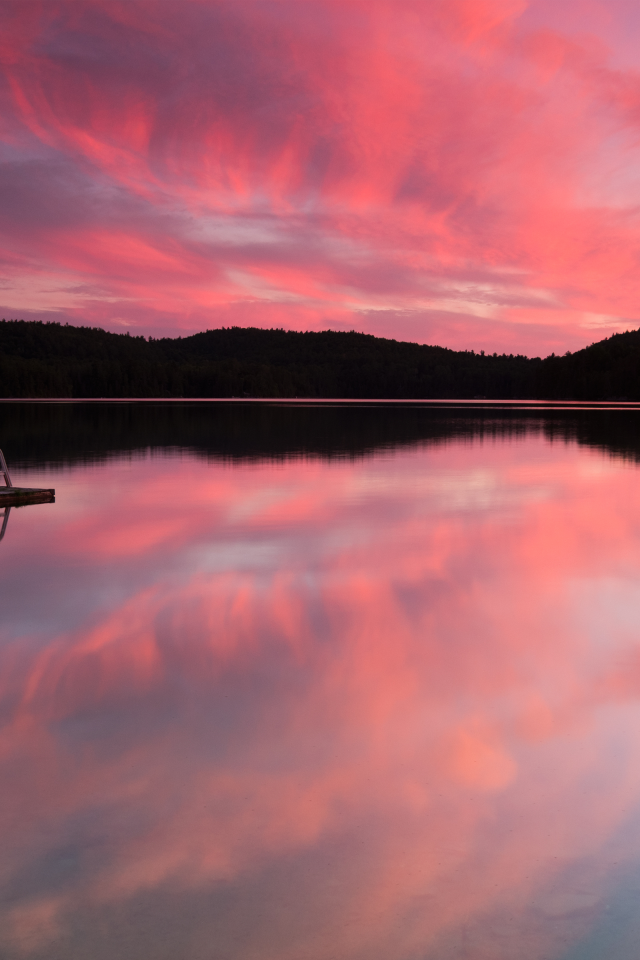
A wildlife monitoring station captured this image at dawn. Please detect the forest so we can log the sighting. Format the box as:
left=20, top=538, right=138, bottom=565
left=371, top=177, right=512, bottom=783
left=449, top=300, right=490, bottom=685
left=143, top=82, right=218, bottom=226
left=2, top=319, right=640, bottom=400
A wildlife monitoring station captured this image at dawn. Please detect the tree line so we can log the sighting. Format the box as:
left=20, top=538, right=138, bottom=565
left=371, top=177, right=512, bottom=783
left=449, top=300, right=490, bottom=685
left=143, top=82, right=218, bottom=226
left=2, top=319, right=640, bottom=399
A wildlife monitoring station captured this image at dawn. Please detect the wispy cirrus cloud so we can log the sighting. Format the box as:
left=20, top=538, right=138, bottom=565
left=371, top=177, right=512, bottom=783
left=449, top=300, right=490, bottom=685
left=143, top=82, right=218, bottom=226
left=2, top=0, right=640, bottom=352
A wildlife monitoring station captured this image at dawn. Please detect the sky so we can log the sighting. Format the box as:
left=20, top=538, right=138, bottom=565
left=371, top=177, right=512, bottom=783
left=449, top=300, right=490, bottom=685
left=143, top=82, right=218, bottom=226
left=2, top=0, right=640, bottom=355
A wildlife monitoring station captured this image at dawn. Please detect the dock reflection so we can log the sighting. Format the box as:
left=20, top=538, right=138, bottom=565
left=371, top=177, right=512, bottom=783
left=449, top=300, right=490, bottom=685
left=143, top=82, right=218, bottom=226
left=0, top=505, right=9, bottom=542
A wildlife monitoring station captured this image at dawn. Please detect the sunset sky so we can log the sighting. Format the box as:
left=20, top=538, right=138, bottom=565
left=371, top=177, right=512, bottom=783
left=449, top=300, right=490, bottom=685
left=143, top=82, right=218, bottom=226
left=3, top=0, right=640, bottom=354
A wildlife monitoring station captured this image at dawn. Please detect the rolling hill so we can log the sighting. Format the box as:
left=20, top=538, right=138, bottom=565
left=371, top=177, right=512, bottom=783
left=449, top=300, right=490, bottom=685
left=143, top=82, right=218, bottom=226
left=1, top=319, right=640, bottom=400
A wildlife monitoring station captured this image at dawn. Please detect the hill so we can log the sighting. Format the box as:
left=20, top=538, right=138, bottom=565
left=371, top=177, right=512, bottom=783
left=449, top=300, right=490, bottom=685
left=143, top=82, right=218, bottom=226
left=1, top=319, right=640, bottom=399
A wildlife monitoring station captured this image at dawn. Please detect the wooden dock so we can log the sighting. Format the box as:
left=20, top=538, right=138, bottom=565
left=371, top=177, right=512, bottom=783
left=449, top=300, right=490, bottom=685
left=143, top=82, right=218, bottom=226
left=0, top=448, right=55, bottom=507
left=0, top=487, right=55, bottom=507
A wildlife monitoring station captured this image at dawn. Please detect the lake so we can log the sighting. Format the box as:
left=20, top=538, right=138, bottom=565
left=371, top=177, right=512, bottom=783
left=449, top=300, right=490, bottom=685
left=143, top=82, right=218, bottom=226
left=2, top=400, right=640, bottom=960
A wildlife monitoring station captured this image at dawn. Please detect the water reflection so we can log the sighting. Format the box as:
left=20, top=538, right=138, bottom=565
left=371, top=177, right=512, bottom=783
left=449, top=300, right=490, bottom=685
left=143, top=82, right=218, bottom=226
left=0, top=506, right=9, bottom=542
left=2, top=404, right=640, bottom=958
left=3, top=399, right=640, bottom=467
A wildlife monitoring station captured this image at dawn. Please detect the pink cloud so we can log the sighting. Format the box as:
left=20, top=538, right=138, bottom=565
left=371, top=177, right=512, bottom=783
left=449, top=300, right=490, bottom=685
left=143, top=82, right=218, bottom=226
left=2, top=1, right=640, bottom=352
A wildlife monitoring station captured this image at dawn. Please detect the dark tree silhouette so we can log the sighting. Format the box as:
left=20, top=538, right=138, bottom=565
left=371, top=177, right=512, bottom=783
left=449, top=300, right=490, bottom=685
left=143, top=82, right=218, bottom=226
left=2, top=318, right=640, bottom=400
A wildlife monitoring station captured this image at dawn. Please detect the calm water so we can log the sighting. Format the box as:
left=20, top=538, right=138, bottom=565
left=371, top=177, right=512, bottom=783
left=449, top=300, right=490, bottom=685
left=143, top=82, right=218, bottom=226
left=3, top=401, right=640, bottom=960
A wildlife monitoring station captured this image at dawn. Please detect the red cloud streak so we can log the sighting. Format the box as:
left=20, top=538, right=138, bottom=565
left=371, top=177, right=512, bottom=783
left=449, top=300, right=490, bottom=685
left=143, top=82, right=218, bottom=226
left=2, top=1, right=640, bottom=353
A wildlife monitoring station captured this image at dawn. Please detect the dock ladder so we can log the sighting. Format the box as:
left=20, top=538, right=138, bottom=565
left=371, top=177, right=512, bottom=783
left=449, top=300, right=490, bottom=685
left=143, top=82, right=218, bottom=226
left=0, top=449, right=12, bottom=488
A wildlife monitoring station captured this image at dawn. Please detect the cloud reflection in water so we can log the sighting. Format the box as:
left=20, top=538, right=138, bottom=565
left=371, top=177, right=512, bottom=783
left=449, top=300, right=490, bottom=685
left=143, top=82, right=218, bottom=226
left=2, top=434, right=640, bottom=958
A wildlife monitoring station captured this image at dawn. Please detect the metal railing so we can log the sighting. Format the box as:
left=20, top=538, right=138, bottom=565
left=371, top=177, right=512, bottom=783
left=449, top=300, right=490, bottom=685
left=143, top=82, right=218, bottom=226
left=0, top=449, right=12, bottom=488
